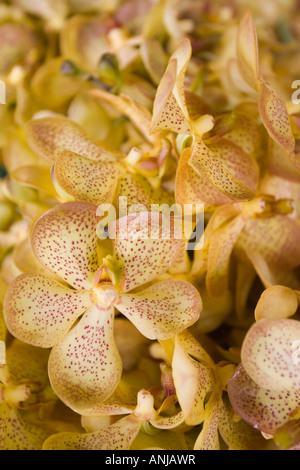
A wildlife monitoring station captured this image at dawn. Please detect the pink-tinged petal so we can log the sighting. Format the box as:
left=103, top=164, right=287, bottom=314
left=258, top=79, right=295, bottom=155
left=150, top=38, right=192, bottom=135
left=218, top=395, right=269, bottom=450
left=206, top=213, right=246, bottom=296
left=189, top=139, right=255, bottom=201
left=255, top=285, right=299, bottom=321
left=48, top=303, right=122, bottom=414
left=241, top=319, right=300, bottom=391
left=236, top=215, right=300, bottom=271
left=115, top=280, right=202, bottom=340
left=194, top=390, right=222, bottom=450
left=0, top=407, right=52, bottom=450
left=3, top=274, right=93, bottom=348
left=225, top=111, right=262, bottom=157
left=31, top=202, right=99, bottom=290
left=53, top=150, right=125, bottom=205
left=24, top=116, right=123, bottom=164
left=109, top=212, right=183, bottom=292
left=227, top=365, right=300, bottom=435
left=236, top=10, right=259, bottom=88
left=150, top=59, right=191, bottom=135
left=172, top=333, right=215, bottom=426
left=42, top=414, right=142, bottom=450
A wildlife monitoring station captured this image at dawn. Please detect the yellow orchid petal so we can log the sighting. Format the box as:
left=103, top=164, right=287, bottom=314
left=130, top=429, right=188, bottom=450
left=140, top=38, right=168, bottom=86
left=0, top=406, right=51, bottom=450
left=115, top=172, right=175, bottom=214
left=31, top=202, right=99, bottom=290
left=241, top=318, right=300, bottom=391
left=236, top=215, right=300, bottom=272
left=193, top=390, right=221, bottom=450
left=53, top=150, right=125, bottom=205
left=10, top=165, right=56, bottom=197
left=3, top=273, right=93, bottom=348
left=150, top=411, right=185, bottom=430
left=109, top=212, right=183, bottom=292
left=48, top=303, right=122, bottom=414
left=150, top=38, right=192, bottom=135
left=228, top=365, right=300, bottom=435
left=0, top=22, right=38, bottom=75
left=268, top=140, right=300, bottom=182
left=43, top=414, right=142, bottom=450
left=189, top=139, right=256, bottom=201
left=236, top=10, right=259, bottom=88
left=255, top=285, right=299, bottom=321
left=114, top=279, right=202, bottom=340
left=5, top=338, right=50, bottom=386
left=172, top=332, right=215, bottom=426
left=258, top=79, right=295, bottom=155
left=218, top=395, right=267, bottom=450
left=24, top=115, right=123, bottom=164
left=89, top=88, right=154, bottom=143
left=206, top=213, right=246, bottom=296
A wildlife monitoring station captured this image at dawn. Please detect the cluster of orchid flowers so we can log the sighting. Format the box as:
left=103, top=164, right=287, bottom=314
left=0, top=0, right=300, bottom=451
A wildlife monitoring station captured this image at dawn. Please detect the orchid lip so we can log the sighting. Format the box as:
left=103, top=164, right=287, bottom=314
left=92, top=283, right=118, bottom=307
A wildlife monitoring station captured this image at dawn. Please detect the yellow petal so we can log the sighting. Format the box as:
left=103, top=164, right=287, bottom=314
left=255, top=285, right=299, bottom=321
left=43, top=414, right=142, bottom=450
left=53, top=150, right=125, bottom=205
left=241, top=318, right=300, bottom=391
left=24, top=115, right=123, bottom=164
left=3, top=273, right=93, bottom=348
left=48, top=304, right=122, bottom=414
left=115, top=279, right=202, bottom=340
left=109, top=211, right=183, bottom=292
left=236, top=10, right=259, bottom=88
left=31, top=201, right=100, bottom=290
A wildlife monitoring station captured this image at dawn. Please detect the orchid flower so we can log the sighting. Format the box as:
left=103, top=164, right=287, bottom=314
left=3, top=201, right=202, bottom=414
left=152, top=330, right=267, bottom=450
left=24, top=114, right=174, bottom=209
left=228, top=318, right=300, bottom=449
left=42, top=385, right=188, bottom=450
left=192, top=194, right=300, bottom=297
left=149, top=37, right=260, bottom=210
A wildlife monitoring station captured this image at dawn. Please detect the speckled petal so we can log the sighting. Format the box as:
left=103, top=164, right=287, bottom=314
left=150, top=411, right=185, bottom=430
left=3, top=273, right=93, bottom=348
left=236, top=215, right=300, bottom=271
left=114, top=280, right=202, bottom=340
left=189, top=139, right=255, bottom=201
left=193, top=390, right=221, bottom=450
left=258, top=80, right=295, bottom=155
left=42, top=414, right=142, bottom=450
left=227, top=364, right=300, bottom=435
left=31, top=202, right=99, bottom=290
left=24, top=115, right=123, bottom=164
left=218, top=395, right=267, bottom=450
left=54, top=150, right=125, bottom=205
left=0, top=406, right=52, bottom=450
left=241, top=318, right=300, bottom=391
left=48, top=303, right=122, bottom=414
left=109, top=212, right=183, bottom=292
left=150, top=38, right=192, bottom=135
